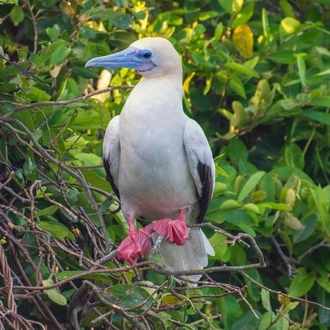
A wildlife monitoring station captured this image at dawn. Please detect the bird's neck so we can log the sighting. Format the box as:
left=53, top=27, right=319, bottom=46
left=121, top=75, right=184, bottom=121
left=139, top=74, right=183, bottom=98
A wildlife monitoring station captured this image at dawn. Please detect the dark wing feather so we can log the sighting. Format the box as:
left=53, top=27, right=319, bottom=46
left=103, top=158, right=120, bottom=199
left=197, top=162, right=213, bottom=223
left=102, top=115, right=121, bottom=200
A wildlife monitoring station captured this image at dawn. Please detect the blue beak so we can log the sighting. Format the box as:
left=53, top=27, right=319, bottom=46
left=85, top=47, right=156, bottom=72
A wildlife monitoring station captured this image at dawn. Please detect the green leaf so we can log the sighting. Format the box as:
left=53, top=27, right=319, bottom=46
left=288, top=267, right=316, bottom=297
left=318, top=288, right=330, bottom=325
left=225, top=210, right=257, bottom=236
left=269, top=51, right=297, bottom=64
left=301, top=109, right=330, bottom=125
left=104, top=284, right=153, bottom=313
left=226, top=62, right=259, bottom=78
left=261, top=289, right=272, bottom=312
left=57, top=270, right=85, bottom=280
left=23, top=156, right=37, bottom=177
left=1, top=0, right=18, bottom=4
left=310, top=96, right=330, bottom=107
left=317, top=277, right=330, bottom=294
left=280, top=1, right=295, bottom=17
left=192, top=52, right=216, bottom=69
left=218, top=0, right=234, bottom=13
left=220, top=295, right=243, bottom=329
left=281, top=98, right=299, bottom=110
left=80, top=169, right=110, bottom=192
left=310, top=186, right=330, bottom=230
left=292, top=214, right=318, bottom=243
left=42, top=279, right=67, bottom=306
left=51, top=45, right=71, bottom=65
left=228, top=138, right=248, bottom=163
left=35, top=205, right=59, bottom=218
left=209, top=233, right=228, bottom=259
left=258, top=311, right=272, bottom=330
left=88, top=8, right=132, bottom=29
left=9, top=6, right=24, bottom=26
left=260, top=174, right=276, bottom=202
left=26, top=87, right=51, bottom=102
left=229, top=244, right=246, bottom=266
left=282, top=301, right=299, bottom=314
left=231, top=3, right=254, bottom=29
left=57, top=270, right=111, bottom=282
left=284, top=143, right=304, bottom=169
left=237, top=171, right=266, bottom=202
left=214, top=22, right=224, bottom=40
left=296, top=54, right=307, bottom=87
left=232, top=310, right=259, bottom=329
left=229, top=76, right=246, bottom=98
left=213, top=182, right=227, bottom=196
left=58, top=77, right=79, bottom=101
left=37, top=220, right=76, bottom=241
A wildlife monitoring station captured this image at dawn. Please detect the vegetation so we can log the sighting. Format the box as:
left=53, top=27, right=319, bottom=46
left=1, top=0, right=330, bottom=329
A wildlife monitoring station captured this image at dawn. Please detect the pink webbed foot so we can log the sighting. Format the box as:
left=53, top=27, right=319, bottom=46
left=152, top=208, right=189, bottom=246
left=117, top=223, right=153, bottom=264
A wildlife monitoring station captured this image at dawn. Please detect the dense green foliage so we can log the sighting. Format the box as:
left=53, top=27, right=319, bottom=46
left=1, top=0, right=330, bottom=329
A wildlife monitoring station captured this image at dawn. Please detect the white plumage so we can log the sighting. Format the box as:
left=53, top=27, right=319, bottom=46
left=86, top=37, right=215, bottom=284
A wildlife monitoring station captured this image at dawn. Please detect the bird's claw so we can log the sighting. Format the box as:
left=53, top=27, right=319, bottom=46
left=152, top=218, right=188, bottom=245
left=117, top=224, right=153, bottom=264
left=117, top=208, right=188, bottom=263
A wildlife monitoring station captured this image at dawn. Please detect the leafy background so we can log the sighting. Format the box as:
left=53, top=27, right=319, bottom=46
left=1, top=0, right=330, bottom=329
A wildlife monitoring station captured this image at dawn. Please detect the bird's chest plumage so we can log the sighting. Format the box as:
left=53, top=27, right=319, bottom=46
left=117, top=81, right=197, bottom=219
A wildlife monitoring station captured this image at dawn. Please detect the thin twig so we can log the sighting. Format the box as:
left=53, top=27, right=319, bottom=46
left=241, top=271, right=330, bottom=312
left=25, top=0, right=38, bottom=53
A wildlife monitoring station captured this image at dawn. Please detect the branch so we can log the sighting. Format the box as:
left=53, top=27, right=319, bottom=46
left=2, top=85, right=133, bottom=118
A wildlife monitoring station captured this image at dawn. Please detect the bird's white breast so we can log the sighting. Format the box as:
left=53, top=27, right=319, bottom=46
left=117, top=78, right=197, bottom=220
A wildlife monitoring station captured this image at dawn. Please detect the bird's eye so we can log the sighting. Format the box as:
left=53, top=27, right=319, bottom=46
left=139, top=50, right=152, bottom=59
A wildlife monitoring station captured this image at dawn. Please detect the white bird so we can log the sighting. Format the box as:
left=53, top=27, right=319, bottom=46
left=86, top=37, right=215, bottom=283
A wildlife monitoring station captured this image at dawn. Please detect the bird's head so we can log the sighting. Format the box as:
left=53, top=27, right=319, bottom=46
left=85, top=37, right=182, bottom=78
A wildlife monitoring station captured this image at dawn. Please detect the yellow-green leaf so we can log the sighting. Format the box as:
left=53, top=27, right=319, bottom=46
left=250, top=190, right=267, bottom=202
left=220, top=199, right=241, bottom=211
left=284, top=212, right=303, bottom=230
left=243, top=203, right=261, bottom=214
left=162, top=294, right=179, bottom=305
left=280, top=17, right=301, bottom=36
left=232, top=24, right=254, bottom=58
left=237, top=171, right=265, bottom=202
left=42, top=279, right=67, bottom=306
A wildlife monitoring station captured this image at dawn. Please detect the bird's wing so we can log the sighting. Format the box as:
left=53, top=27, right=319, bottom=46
left=183, top=118, right=215, bottom=222
left=103, top=115, right=121, bottom=198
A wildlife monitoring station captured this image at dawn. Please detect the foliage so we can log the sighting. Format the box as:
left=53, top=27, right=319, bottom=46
left=1, top=0, right=330, bottom=329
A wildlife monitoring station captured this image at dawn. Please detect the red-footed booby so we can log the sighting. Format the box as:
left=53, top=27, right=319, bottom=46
left=86, top=37, right=215, bottom=283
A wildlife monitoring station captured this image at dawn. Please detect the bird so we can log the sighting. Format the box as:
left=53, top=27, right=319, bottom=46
left=86, top=37, right=215, bottom=283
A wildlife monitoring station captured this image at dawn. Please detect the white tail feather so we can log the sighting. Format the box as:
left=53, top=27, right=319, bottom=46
left=158, top=229, right=214, bottom=285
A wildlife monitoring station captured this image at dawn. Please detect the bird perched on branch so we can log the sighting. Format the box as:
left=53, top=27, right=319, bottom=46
left=86, top=37, right=215, bottom=283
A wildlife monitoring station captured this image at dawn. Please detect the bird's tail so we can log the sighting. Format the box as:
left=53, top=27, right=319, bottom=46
left=158, top=228, right=214, bottom=285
